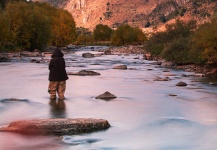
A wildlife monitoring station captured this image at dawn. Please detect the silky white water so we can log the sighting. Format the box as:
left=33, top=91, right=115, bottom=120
left=0, top=47, right=217, bottom=150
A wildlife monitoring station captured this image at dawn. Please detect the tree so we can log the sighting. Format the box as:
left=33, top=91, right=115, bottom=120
left=0, top=11, right=10, bottom=51
left=93, top=24, right=112, bottom=41
left=192, top=16, right=217, bottom=65
left=52, top=9, right=76, bottom=47
left=144, top=19, right=197, bottom=64
left=111, top=24, right=146, bottom=45
left=1, top=1, right=76, bottom=51
left=75, top=34, right=94, bottom=45
left=5, top=1, right=52, bottom=50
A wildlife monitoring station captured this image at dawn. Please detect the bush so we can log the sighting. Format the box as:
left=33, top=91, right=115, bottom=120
left=162, top=37, right=193, bottom=64
left=0, top=12, right=10, bottom=51
left=111, top=24, right=146, bottom=45
left=0, top=1, right=76, bottom=51
left=191, top=16, right=217, bottom=65
left=144, top=19, right=197, bottom=64
left=93, top=24, right=112, bottom=41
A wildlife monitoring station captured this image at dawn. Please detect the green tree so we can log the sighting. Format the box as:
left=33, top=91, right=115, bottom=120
left=192, top=16, right=217, bottom=65
left=144, top=31, right=166, bottom=56
left=0, top=11, right=10, bottom=51
left=111, top=24, right=146, bottom=45
left=28, top=4, right=52, bottom=50
left=144, top=19, right=197, bottom=64
left=52, top=9, right=76, bottom=47
left=5, top=1, right=52, bottom=50
left=75, top=34, right=94, bottom=45
left=93, top=24, right=112, bottom=41
left=1, top=1, right=76, bottom=51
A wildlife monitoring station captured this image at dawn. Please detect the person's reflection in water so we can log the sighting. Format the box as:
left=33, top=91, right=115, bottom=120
left=49, top=99, right=66, bottom=118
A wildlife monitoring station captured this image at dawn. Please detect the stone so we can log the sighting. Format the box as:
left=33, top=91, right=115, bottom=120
left=153, top=77, right=170, bottom=81
left=211, top=68, right=217, bottom=75
left=104, top=50, right=112, bottom=55
left=42, top=52, right=52, bottom=57
left=181, top=74, right=188, bottom=77
left=30, top=59, right=40, bottom=63
left=164, top=73, right=176, bottom=76
left=0, top=118, right=110, bottom=135
left=95, top=91, right=117, bottom=100
left=176, top=82, right=187, bottom=86
left=1, top=98, right=29, bottom=102
left=150, top=62, right=162, bottom=65
left=94, top=53, right=103, bottom=57
left=209, top=82, right=217, bottom=86
left=194, top=74, right=205, bottom=77
left=143, top=52, right=152, bottom=60
left=67, top=70, right=101, bottom=76
left=0, top=56, right=10, bottom=62
left=113, top=65, right=127, bottom=70
left=82, top=52, right=94, bottom=58
left=161, top=61, right=173, bottom=68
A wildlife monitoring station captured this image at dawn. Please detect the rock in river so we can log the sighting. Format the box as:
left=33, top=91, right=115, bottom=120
left=113, top=65, right=127, bottom=70
left=0, top=118, right=110, bottom=135
left=67, top=70, right=101, bottom=76
left=176, top=82, right=187, bottom=86
left=82, top=52, right=95, bottom=58
left=96, top=91, right=117, bottom=100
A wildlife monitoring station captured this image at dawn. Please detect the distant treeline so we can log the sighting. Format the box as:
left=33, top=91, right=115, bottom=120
left=0, top=0, right=146, bottom=51
left=144, top=17, right=217, bottom=66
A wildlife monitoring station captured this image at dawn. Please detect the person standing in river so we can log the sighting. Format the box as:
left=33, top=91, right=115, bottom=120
left=48, top=48, right=68, bottom=100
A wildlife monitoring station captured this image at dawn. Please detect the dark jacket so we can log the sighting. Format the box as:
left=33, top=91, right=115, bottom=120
left=49, top=49, right=69, bottom=81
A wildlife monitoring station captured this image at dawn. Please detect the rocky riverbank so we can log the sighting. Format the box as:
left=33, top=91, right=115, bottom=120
left=1, top=45, right=217, bottom=77
left=107, top=46, right=217, bottom=77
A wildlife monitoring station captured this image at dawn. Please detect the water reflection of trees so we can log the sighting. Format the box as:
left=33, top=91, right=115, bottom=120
left=49, top=99, right=66, bottom=118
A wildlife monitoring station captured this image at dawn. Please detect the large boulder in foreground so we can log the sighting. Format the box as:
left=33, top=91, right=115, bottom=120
left=96, top=91, right=117, bottom=100
left=0, top=118, right=110, bottom=135
left=67, top=70, right=101, bottom=76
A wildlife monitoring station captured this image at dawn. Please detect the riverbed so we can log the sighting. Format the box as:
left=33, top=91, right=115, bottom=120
left=0, top=47, right=217, bottom=150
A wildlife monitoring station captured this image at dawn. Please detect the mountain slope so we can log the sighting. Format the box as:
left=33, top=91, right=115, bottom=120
left=35, top=0, right=217, bottom=31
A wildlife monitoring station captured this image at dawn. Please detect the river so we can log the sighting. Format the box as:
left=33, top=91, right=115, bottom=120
left=0, top=47, right=217, bottom=150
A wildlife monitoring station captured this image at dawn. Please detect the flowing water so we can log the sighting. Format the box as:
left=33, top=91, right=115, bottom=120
left=0, top=47, right=217, bottom=150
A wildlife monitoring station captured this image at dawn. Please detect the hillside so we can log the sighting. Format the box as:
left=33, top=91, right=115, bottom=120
left=35, top=0, right=217, bottom=32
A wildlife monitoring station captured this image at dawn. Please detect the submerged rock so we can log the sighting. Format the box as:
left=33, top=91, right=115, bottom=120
left=95, top=91, right=117, bottom=100
left=67, top=70, right=101, bottom=76
left=168, top=94, right=177, bottom=96
left=153, top=77, right=170, bottom=81
left=113, top=65, right=127, bottom=70
left=1, top=98, right=29, bottom=103
left=176, top=82, right=187, bottom=86
left=0, top=118, right=110, bottom=135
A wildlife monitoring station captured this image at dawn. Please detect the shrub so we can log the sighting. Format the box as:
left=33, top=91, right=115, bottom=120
left=93, top=24, right=112, bottom=41
left=111, top=24, right=146, bottom=45
left=191, top=16, right=217, bottom=65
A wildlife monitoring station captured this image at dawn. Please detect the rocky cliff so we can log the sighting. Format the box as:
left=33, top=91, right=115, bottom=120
left=35, top=0, right=217, bottom=31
